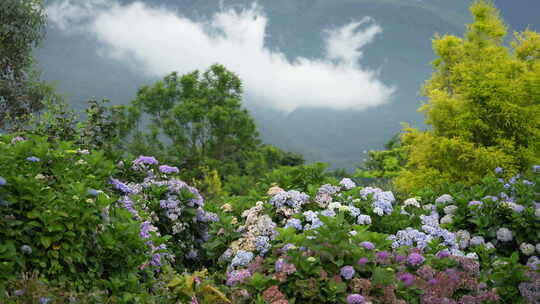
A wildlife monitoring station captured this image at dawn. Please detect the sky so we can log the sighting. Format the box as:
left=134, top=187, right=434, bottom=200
left=45, top=0, right=395, bottom=113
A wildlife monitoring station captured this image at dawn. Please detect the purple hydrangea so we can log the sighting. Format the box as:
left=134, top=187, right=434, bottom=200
left=398, top=272, right=415, bottom=287
left=134, top=155, right=159, bottom=165
left=14, top=289, right=24, bottom=296
left=346, top=294, right=365, bottom=304
left=437, top=250, right=451, bottom=259
left=360, top=241, right=375, bottom=250
left=26, top=156, right=40, bottom=162
left=358, top=257, right=369, bottom=266
left=376, top=251, right=390, bottom=263
left=340, top=265, right=355, bottom=280
left=39, top=297, right=51, bottom=304
left=159, top=165, right=180, bottom=174
left=495, top=167, right=503, bottom=174
left=110, top=178, right=133, bottom=194
left=226, top=269, right=251, bottom=286
left=407, top=253, right=425, bottom=266
left=140, top=221, right=152, bottom=239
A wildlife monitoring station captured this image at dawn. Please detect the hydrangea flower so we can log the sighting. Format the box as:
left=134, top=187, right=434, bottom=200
left=470, top=236, right=485, bottom=247
left=456, top=230, right=471, bottom=249
left=39, top=297, right=51, bottom=304
left=348, top=205, right=361, bottom=217
left=359, top=187, right=381, bottom=200
left=255, top=236, right=271, bottom=254
left=398, top=272, right=415, bottom=287
left=284, top=218, right=303, bottom=231
left=231, top=250, right=254, bottom=268
left=320, top=209, right=336, bottom=217
left=536, top=208, right=540, bottom=217
left=110, top=178, right=133, bottom=194
left=340, top=178, right=356, bottom=190
left=536, top=244, right=540, bottom=254
left=435, top=194, right=453, bottom=204
left=358, top=257, right=369, bottom=266
left=443, top=205, right=458, bottom=215
left=437, top=250, right=451, bottom=258
left=270, top=190, right=310, bottom=212
left=340, top=266, right=355, bottom=280
left=226, top=269, right=251, bottom=286
left=407, top=253, right=425, bottom=266
left=360, top=241, right=375, bottom=250
left=26, top=156, right=40, bottom=162
left=346, top=294, right=364, bottom=304
left=533, top=165, right=540, bottom=173
left=376, top=251, right=390, bottom=263
left=440, top=214, right=453, bottom=225
left=468, top=201, right=483, bottom=207
left=159, top=165, right=180, bottom=174
left=20, top=245, right=32, bottom=254
left=0, top=176, right=6, bottom=186
left=495, top=167, right=503, bottom=174
left=357, top=214, right=372, bottom=225
left=497, top=228, right=513, bottom=242
left=527, top=256, right=540, bottom=270
left=134, top=155, right=159, bottom=165
left=521, top=243, right=536, bottom=256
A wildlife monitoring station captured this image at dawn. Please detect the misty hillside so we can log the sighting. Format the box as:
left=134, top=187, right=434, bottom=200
left=35, top=0, right=538, bottom=170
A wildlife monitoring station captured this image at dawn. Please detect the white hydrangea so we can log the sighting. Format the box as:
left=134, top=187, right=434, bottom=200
left=456, top=230, right=471, bottom=249
left=520, top=243, right=536, bottom=256
left=404, top=198, right=421, bottom=208
left=535, top=208, right=540, bottom=217
left=443, top=205, right=458, bottom=215
left=373, top=207, right=384, bottom=216
left=357, top=214, right=372, bottom=225
left=338, top=205, right=350, bottom=213
left=440, top=214, right=454, bottom=225
left=496, top=228, right=513, bottom=242
left=537, top=244, right=540, bottom=254
left=435, top=194, right=453, bottom=204
left=485, top=242, right=495, bottom=250
left=470, top=236, right=485, bottom=247
left=328, top=202, right=342, bottom=210
left=423, top=204, right=435, bottom=211
left=466, top=252, right=479, bottom=260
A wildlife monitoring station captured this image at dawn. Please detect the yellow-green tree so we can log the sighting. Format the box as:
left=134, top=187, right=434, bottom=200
left=395, top=0, right=540, bottom=193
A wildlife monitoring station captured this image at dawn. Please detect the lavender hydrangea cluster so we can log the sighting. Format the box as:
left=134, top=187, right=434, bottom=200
left=270, top=190, right=310, bottom=213
left=340, top=265, right=355, bottom=280
left=339, top=178, right=356, bottom=190
left=110, top=156, right=216, bottom=268
left=359, top=187, right=395, bottom=215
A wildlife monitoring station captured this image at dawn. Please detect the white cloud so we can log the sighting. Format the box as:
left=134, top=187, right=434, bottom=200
left=46, top=0, right=395, bottom=112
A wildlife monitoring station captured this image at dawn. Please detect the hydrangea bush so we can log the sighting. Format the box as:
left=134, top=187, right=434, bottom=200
left=110, top=155, right=219, bottom=271
left=0, top=135, right=163, bottom=301
left=207, top=173, right=540, bottom=303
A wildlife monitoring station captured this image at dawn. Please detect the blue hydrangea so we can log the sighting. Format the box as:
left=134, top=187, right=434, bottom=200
left=230, top=250, right=254, bottom=269
left=340, top=265, right=355, bottom=280
left=435, top=194, right=453, bottom=204
left=359, top=187, right=381, bottom=200
left=255, top=236, right=271, bottom=254
left=357, top=214, right=372, bottom=225
left=21, top=245, right=32, bottom=254
left=0, top=176, right=6, bottom=186
left=320, top=209, right=336, bottom=217
left=284, top=218, right=303, bottom=231
left=26, top=156, right=40, bottom=162
left=348, top=205, right=361, bottom=217
left=270, top=190, right=310, bottom=212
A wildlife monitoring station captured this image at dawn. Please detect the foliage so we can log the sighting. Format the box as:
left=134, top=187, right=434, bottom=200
left=167, top=269, right=231, bottom=304
left=395, top=0, right=540, bottom=194
left=356, top=134, right=408, bottom=179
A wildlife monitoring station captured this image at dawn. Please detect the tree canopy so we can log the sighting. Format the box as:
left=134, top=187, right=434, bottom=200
left=395, top=0, right=540, bottom=193
left=0, top=0, right=51, bottom=129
